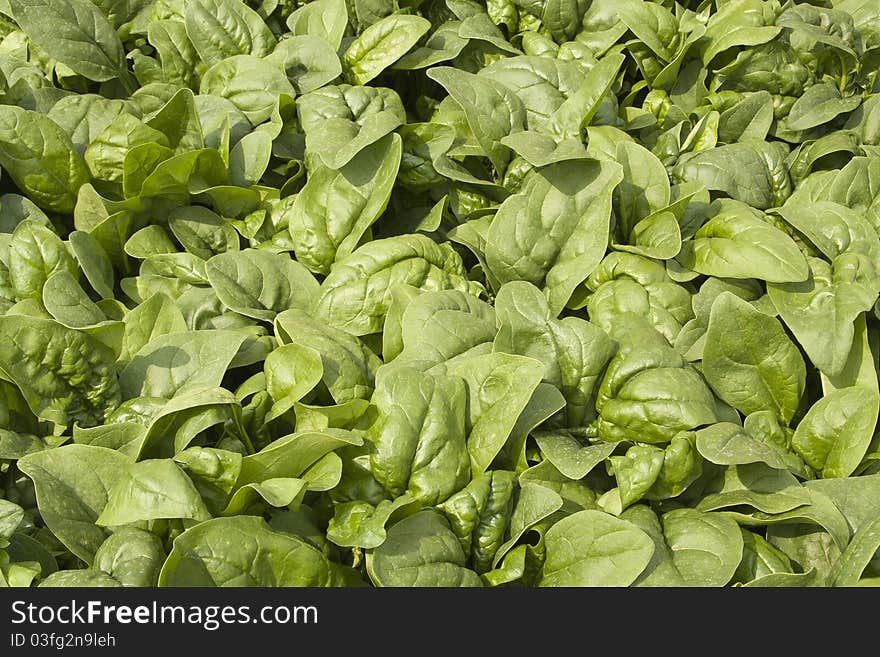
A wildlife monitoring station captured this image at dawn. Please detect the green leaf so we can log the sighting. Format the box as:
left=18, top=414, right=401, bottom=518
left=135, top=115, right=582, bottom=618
left=678, top=205, right=808, bottom=283
left=0, top=316, right=120, bottom=427
left=390, top=289, right=496, bottom=373
left=118, top=329, right=246, bottom=400
left=69, top=230, right=115, bottom=299
left=703, top=292, right=806, bottom=424
left=265, top=35, right=342, bottom=96
left=297, top=84, right=405, bottom=170
left=628, top=506, right=744, bottom=586
left=427, top=66, right=526, bottom=175
left=97, top=459, right=211, bottom=526
left=695, top=422, right=792, bottom=469
left=18, top=445, right=130, bottom=565
left=93, top=527, right=166, bottom=587
left=327, top=494, right=419, bottom=549
left=290, top=133, right=402, bottom=274
left=494, top=280, right=616, bottom=426
left=830, top=518, right=880, bottom=586
left=238, top=428, right=363, bottom=485
left=540, top=509, right=654, bottom=586
left=367, top=367, right=470, bottom=505
left=199, top=55, right=295, bottom=126
left=275, top=309, right=381, bottom=402
left=38, top=570, right=122, bottom=587
left=8, top=220, right=78, bottom=300
left=367, top=510, right=483, bottom=587
left=42, top=270, right=107, bottom=329
left=313, top=234, right=482, bottom=336
left=0, top=107, right=90, bottom=214
left=286, top=0, right=348, bottom=50
left=485, top=159, right=623, bottom=314
left=264, top=343, right=323, bottom=421
left=673, top=143, right=782, bottom=210
left=791, top=386, right=880, bottom=479
left=614, top=140, right=671, bottom=237
left=786, top=82, right=862, bottom=132
left=768, top=257, right=876, bottom=377
left=119, top=292, right=187, bottom=365
left=9, top=0, right=133, bottom=86
left=344, top=14, right=431, bottom=85
left=450, top=352, right=545, bottom=476
left=159, top=516, right=335, bottom=586
left=183, top=0, right=276, bottom=67
left=534, top=431, right=618, bottom=480
left=206, top=249, right=319, bottom=321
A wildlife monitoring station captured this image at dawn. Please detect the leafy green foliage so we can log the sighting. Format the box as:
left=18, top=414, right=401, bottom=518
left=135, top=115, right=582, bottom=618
left=0, top=0, right=879, bottom=589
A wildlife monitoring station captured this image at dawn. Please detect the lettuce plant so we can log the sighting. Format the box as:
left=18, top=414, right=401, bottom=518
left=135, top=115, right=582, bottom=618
left=0, top=0, right=879, bottom=588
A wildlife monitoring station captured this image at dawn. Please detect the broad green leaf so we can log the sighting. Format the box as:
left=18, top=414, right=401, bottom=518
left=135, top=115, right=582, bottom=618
left=485, top=159, right=623, bottom=314
left=390, top=289, right=497, bottom=373
left=290, top=133, right=402, bottom=274
left=0, top=316, right=120, bottom=427
left=540, top=509, right=654, bottom=586
left=344, top=14, right=431, bottom=85
left=367, top=510, right=483, bottom=587
left=199, top=55, right=295, bottom=126
left=118, top=329, right=246, bottom=400
left=678, top=206, right=808, bottom=283
left=701, top=0, right=781, bottom=65
left=492, top=482, right=563, bottom=567
left=673, top=143, right=782, bottom=210
left=547, top=51, right=625, bottom=140
left=596, top=314, right=718, bottom=444
left=494, top=279, right=616, bottom=426
left=265, top=35, right=342, bottom=96
left=792, top=387, right=880, bottom=479
left=69, top=230, right=115, bottom=299
left=768, top=257, right=876, bottom=377
left=450, top=352, right=545, bottom=476
left=428, top=66, right=526, bottom=175
left=147, top=19, right=200, bottom=90
left=93, top=527, right=166, bottom=587
left=695, top=422, right=794, bottom=471
left=367, top=367, right=470, bottom=505
left=628, top=506, right=744, bottom=587
left=313, top=234, right=482, bottom=336
left=119, top=292, right=187, bottom=364
left=38, top=571, right=122, bottom=587
left=168, top=205, right=239, bottom=260
left=327, top=494, right=419, bottom=549
left=183, top=0, right=276, bottom=67
left=275, top=309, right=381, bottom=402
left=9, top=0, right=133, bottom=86
left=697, top=465, right=811, bottom=519
left=264, top=343, right=323, bottom=421
left=0, top=107, right=90, bottom=214
left=206, top=249, right=319, bottom=321
left=534, top=431, right=618, bottom=480
left=238, top=428, right=362, bottom=485
left=439, top=470, right=517, bottom=573
left=614, top=140, right=671, bottom=237
left=703, top=293, right=806, bottom=424
left=8, top=220, right=78, bottom=301
left=18, top=445, right=130, bottom=564
left=97, top=459, right=211, bottom=526
left=830, top=519, right=880, bottom=586
left=159, top=516, right=334, bottom=586
left=296, top=84, right=405, bottom=170
left=286, top=0, right=348, bottom=50
left=786, top=82, right=862, bottom=132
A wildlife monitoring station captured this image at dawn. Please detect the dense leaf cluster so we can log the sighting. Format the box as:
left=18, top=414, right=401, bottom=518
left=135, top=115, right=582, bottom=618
left=1, top=0, right=880, bottom=587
